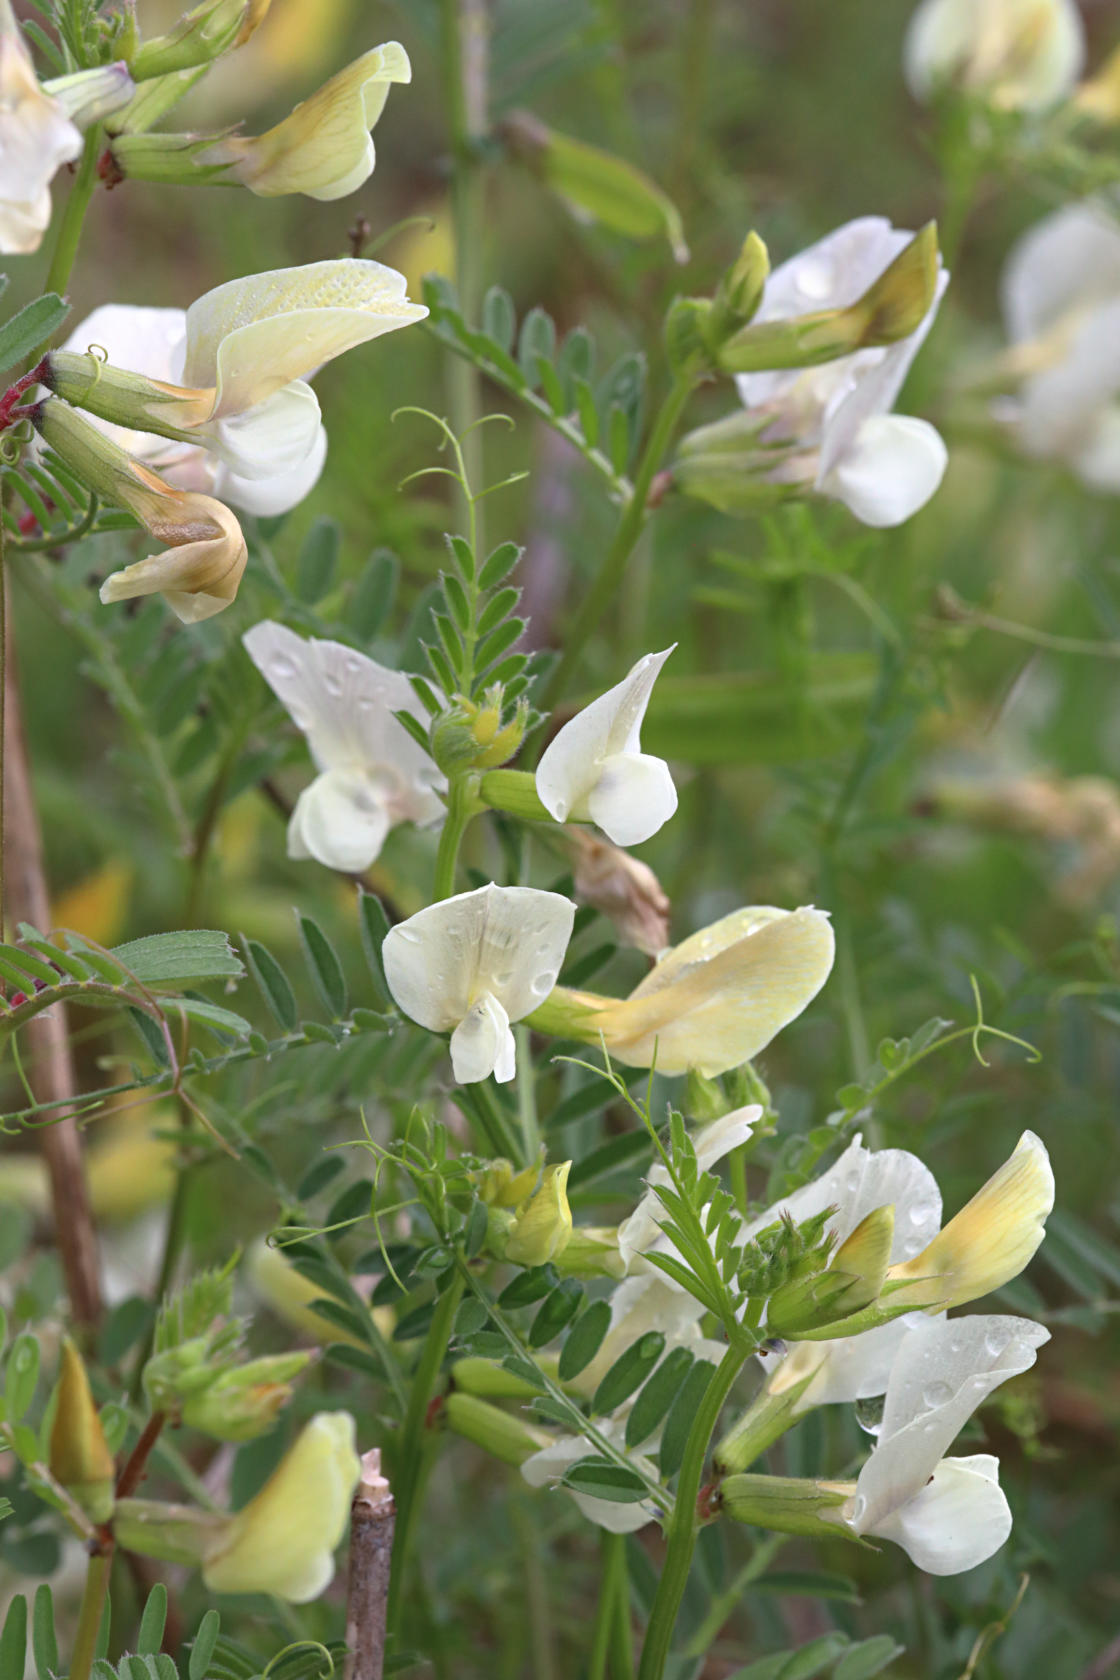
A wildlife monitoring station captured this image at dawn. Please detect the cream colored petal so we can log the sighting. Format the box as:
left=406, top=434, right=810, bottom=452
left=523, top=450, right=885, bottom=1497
left=200, top=378, right=322, bottom=478
left=450, top=991, right=517, bottom=1084
left=203, top=1412, right=359, bottom=1601
left=598, top=905, right=835, bottom=1077
left=821, top=414, right=948, bottom=527
left=741, top=1135, right=941, bottom=1263
left=182, top=257, right=427, bottom=416
left=586, top=751, right=679, bottom=847
left=889, top=1130, right=1054, bottom=1309
left=212, top=42, right=410, bottom=200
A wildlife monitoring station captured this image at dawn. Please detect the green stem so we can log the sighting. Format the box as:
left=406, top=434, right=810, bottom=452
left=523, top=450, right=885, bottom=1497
left=44, top=127, right=102, bottom=304
left=609, top=1534, right=635, bottom=1680
left=387, top=1275, right=464, bottom=1637
left=129, top=1117, right=194, bottom=1403
left=588, top=1534, right=618, bottom=1680
left=514, top=1024, right=539, bottom=1163
left=0, top=500, right=6, bottom=937
left=540, top=374, right=693, bottom=716
left=637, top=1344, right=747, bottom=1680
left=440, top=0, right=489, bottom=523
left=433, top=773, right=476, bottom=900
left=70, top=1546, right=112, bottom=1680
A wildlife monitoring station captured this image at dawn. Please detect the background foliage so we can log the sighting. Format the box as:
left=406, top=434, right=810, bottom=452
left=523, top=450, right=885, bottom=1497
left=3, top=2, right=1120, bottom=1678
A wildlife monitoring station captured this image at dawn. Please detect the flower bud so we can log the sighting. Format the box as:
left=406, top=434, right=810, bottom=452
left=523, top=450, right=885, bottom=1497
left=766, top=1206, right=894, bottom=1339
left=45, top=348, right=214, bottom=437
left=718, top=225, right=942, bottom=375
left=444, top=1393, right=551, bottom=1466
left=718, top=231, right=770, bottom=327
left=452, top=1357, right=558, bottom=1399
left=475, top=1156, right=543, bottom=1209
left=501, top=108, right=688, bottom=264
left=130, top=0, right=272, bottom=80
left=179, top=1351, right=315, bottom=1442
left=719, top=1472, right=854, bottom=1539
left=48, top=1340, right=115, bottom=1523
left=44, top=63, right=135, bottom=127
left=504, top=1163, right=573, bottom=1267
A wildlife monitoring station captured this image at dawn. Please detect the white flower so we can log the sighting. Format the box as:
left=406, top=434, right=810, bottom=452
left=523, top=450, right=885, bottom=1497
left=536, top=648, right=677, bottom=846
left=51, top=258, right=426, bottom=516
left=0, top=0, right=80, bottom=254
left=242, top=621, right=445, bottom=872
left=832, top=1314, right=1049, bottom=1574
left=735, top=218, right=949, bottom=527
left=904, top=0, right=1085, bottom=112
left=619, top=1105, right=760, bottom=1271
left=743, top=1133, right=943, bottom=1409
left=382, top=884, right=576, bottom=1083
left=999, top=202, right=1120, bottom=493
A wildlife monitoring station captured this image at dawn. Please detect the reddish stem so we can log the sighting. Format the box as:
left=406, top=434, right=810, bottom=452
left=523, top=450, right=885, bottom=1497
left=115, top=1410, right=167, bottom=1500
left=0, top=361, right=47, bottom=431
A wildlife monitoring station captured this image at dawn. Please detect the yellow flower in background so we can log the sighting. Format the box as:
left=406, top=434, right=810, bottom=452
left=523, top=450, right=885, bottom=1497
left=202, top=1411, right=360, bottom=1600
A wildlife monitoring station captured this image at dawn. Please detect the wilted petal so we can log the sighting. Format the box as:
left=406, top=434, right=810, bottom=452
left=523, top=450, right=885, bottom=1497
left=849, top=1313, right=1048, bottom=1533
left=203, top=1412, right=360, bottom=1600
left=212, top=42, right=411, bottom=200
left=866, top=1454, right=1012, bottom=1576
left=537, top=649, right=676, bottom=843
left=99, top=490, right=247, bottom=622
left=382, top=885, right=576, bottom=1080
left=287, top=770, right=393, bottom=873
left=182, top=257, right=428, bottom=417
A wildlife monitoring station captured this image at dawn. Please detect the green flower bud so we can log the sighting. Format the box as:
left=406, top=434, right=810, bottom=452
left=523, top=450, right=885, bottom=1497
left=719, top=1472, right=854, bottom=1540
left=48, top=1340, right=115, bottom=1524
left=444, top=1393, right=551, bottom=1467
left=179, top=1351, right=315, bottom=1442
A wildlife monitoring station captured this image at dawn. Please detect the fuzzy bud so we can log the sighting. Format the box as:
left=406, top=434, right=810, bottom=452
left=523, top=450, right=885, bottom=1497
left=48, top=1340, right=115, bottom=1523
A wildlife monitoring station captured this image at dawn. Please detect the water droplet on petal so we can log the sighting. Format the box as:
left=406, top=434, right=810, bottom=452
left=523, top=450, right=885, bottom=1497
left=985, top=1325, right=1011, bottom=1358
left=922, top=1381, right=952, bottom=1410
left=269, top=655, right=297, bottom=680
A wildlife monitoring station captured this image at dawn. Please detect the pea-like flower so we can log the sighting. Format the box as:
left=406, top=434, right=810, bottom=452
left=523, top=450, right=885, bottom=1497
left=732, top=218, right=949, bottom=527
left=46, top=258, right=427, bottom=516
left=202, top=1411, right=360, bottom=1600
left=204, top=42, right=411, bottom=199
left=828, top=1314, right=1049, bottom=1574
left=0, top=1, right=80, bottom=252
left=536, top=649, right=677, bottom=846
left=242, top=621, right=444, bottom=872
left=903, top=0, right=1085, bottom=113
left=997, top=201, right=1120, bottom=493
left=382, top=884, right=577, bottom=1083
left=531, top=904, right=834, bottom=1077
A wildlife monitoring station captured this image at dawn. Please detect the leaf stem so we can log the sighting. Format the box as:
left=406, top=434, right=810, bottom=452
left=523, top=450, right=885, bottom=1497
left=433, top=773, right=476, bottom=900
left=540, top=372, right=693, bottom=715
left=636, top=1343, right=747, bottom=1680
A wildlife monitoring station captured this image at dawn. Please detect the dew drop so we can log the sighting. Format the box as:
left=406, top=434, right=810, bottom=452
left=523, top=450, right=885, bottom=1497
left=324, top=673, right=343, bottom=698
left=922, top=1381, right=952, bottom=1409
left=985, top=1325, right=1011, bottom=1358
left=531, top=971, right=557, bottom=997
left=269, top=655, right=297, bottom=680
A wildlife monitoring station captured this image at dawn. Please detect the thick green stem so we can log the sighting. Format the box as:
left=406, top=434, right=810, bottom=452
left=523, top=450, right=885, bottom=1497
left=44, top=127, right=102, bottom=304
left=387, top=1275, right=464, bottom=1637
left=637, top=1344, right=747, bottom=1680
left=70, top=1546, right=112, bottom=1680
left=540, top=374, right=694, bottom=715
left=433, top=774, right=476, bottom=900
